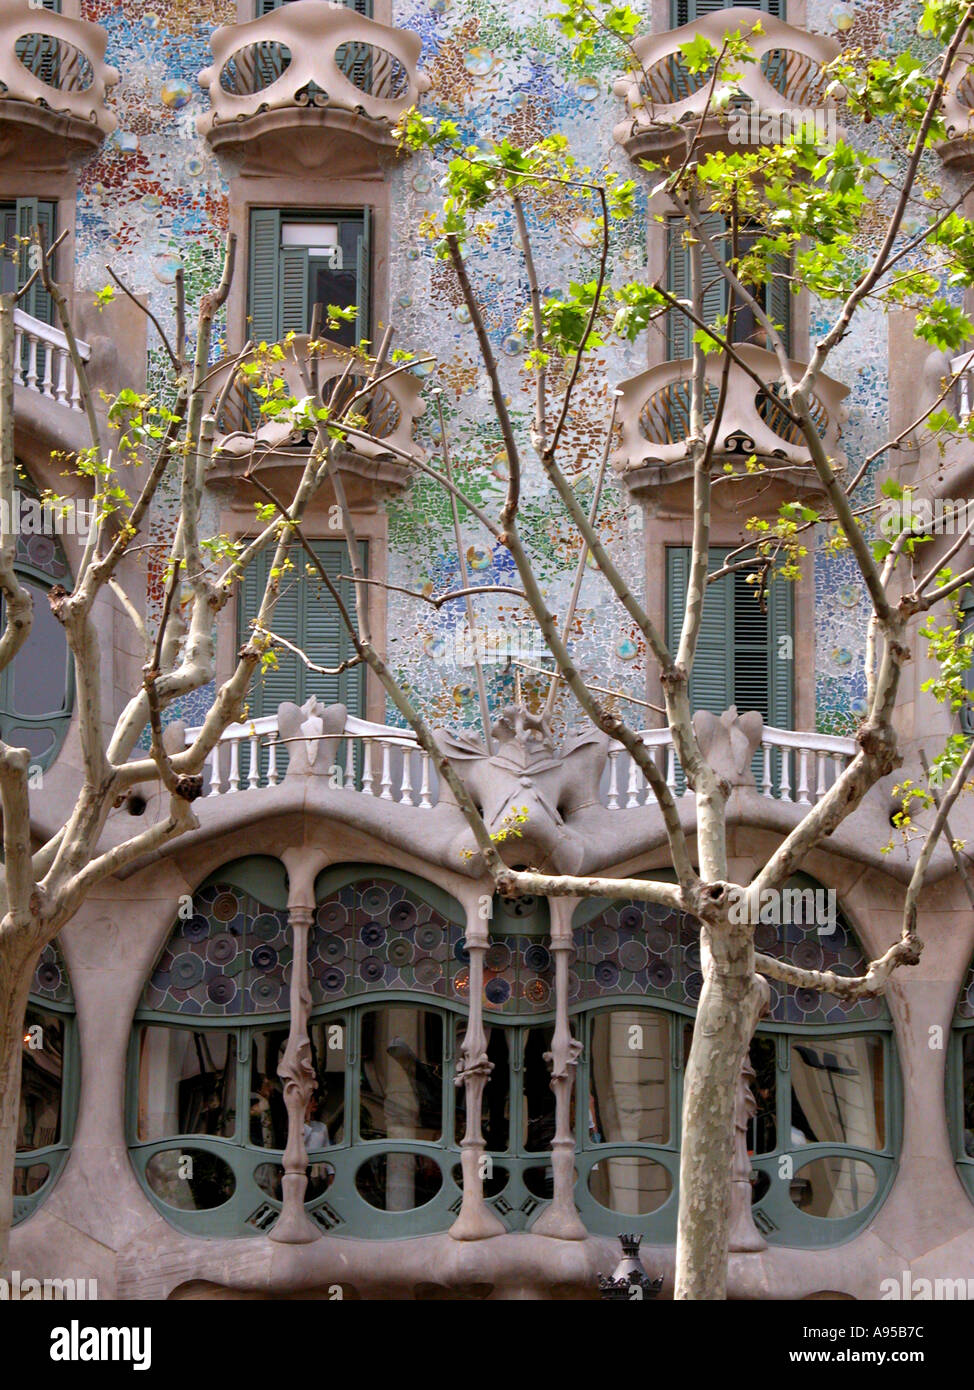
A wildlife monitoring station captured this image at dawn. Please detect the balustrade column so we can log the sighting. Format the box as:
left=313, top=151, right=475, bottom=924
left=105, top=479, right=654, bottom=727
left=450, top=899, right=505, bottom=1239
left=533, top=897, right=586, bottom=1240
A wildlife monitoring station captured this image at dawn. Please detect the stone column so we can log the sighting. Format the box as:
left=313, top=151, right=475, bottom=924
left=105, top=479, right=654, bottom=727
left=450, top=897, right=504, bottom=1240
left=533, top=897, right=586, bottom=1240
left=271, top=847, right=328, bottom=1244
left=727, top=1049, right=768, bottom=1253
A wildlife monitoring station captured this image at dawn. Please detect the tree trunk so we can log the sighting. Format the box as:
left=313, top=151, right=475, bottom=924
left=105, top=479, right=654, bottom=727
left=0, top=927, right=36, bottom=1280
left=674, top=922, right=764, bottom=1300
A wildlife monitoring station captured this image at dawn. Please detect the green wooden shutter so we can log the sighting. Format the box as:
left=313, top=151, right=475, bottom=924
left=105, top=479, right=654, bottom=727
left=666, top=213, right=726, bottom=361
left=238, top=540, right=367, bottom=774
left=769, top=253, right=792, bottom=356
left=248, top=208, right=282, bottom=344
left=961, top=590, right=974, bottom=734
left=673, top=0, right=783, bottom=22
left=16, top=199, right=56, bottom=325
left=666, top=548, right=733, bottom=717
left=355, top=209, right=371, bottom=345
left=766, top=570, right=793, bottom=730
left=278, top=244, right=309, bottom=337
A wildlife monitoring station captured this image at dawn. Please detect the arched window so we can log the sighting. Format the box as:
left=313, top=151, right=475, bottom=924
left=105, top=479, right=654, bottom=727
left=0, top=477, right=73, bottom=770
left=15, top=940, right=78, bottom=1223
left=571, top=874, right=897, bottom=1245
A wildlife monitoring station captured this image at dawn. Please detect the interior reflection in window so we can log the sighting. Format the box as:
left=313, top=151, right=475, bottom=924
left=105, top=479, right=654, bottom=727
left=789, top=1035, right=884, bottom=1150
left=523, top=1026, right=557, bottom=1153
left=359, top=1007, right=444, bottom=1141
left=18, top=1007, right=64, bottom=1152
left=963, top=1033, right=974, bottom=1157
left=748, top=1035, right=777, bottom=1155
left=789, top=1156, right=878, bottom=1218
left=136, top=1026, right=236, bottom=1143
left=588, top=1008, right=669, bottom=1145
left=250, top=1028, right=289, bottom=1149
left=307, top=1016, right=347, bottom=1149
left=454, top=1021, right=511, bottom=1151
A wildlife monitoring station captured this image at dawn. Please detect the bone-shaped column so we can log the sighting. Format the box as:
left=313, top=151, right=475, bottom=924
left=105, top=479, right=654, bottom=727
left=532, top=896, right=586, bottom=1240
left=270, top=847, right=328, bottom=1244
left=450, top=896, right=505, bottom=1240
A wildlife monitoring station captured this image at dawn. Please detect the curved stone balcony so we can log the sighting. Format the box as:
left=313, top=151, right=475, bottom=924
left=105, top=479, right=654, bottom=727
left=939, top=48, right=974, bottom=170
left=206, top=337, right=426, bottom=497
left=0, top=1, right=118, bottom=170
left=197, top=0, right=429, bottom=175
left=611, top=346, right=848, bottom=500
left=612, top=13, right=839, bottom=169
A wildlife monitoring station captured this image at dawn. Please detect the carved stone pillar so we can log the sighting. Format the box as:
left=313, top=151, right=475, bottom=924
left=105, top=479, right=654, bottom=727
left=271, top=847, right=328, bottom=1245
left=727, top=1049, right=768, bottom=1252
left=532, top=898, right=586, bottom=1240
left=450, top=901, right=505, bottom=1240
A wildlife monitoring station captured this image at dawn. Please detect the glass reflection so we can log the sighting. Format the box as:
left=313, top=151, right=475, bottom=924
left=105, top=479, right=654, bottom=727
left=589, top=1008, right=669, bottom=1145
left=359, top=1007, right=443, bottom=1141
left=588, top=1156, right=671, bottom=1215
left=18, top=1007, right=64, bottom=1151
left=136, top=1025, right=236, bottom=1143
left=454, top=1020, right=510, bottom=1151
left=790, top=1035, right=884, bottom=1149
left=145, top=1148, right=235, bottom=1211
left=307, top=1016, right=346, bottom=1148
left=250, top=1028, right=289, bottom=1148
left=790, top=1156, right=878, bottom=1218
left=523, top=1025, right=556, bottom=1153
left=355, top=1153, right=443, bottom=1211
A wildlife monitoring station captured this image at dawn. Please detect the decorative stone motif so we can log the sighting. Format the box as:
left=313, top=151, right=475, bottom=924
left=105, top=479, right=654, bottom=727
left=692, top=706, right=764, bottom=790
left=278, top=697, right=348, bottom=777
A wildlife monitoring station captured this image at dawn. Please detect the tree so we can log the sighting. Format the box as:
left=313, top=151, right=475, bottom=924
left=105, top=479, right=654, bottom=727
left=3, top=0, right=974, bottom=1302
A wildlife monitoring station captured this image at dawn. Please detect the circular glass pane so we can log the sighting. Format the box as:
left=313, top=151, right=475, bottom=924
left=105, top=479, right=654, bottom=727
left=451, top=1162, right=509, bottom=1199
left=145, top=1148, right=236, bottom=1211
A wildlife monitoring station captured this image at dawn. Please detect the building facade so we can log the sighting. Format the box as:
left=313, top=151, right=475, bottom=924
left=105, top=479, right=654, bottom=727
left=6, top=0, right=974, bottom=1299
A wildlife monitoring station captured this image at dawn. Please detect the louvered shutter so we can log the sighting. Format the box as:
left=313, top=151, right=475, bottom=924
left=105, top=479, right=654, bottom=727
left=278, top=244, right=309, bottom=337
left=355, top=209, right=371, bottom=344
left=769, top=252, right=792, bottom=355
left=667, top=548, right=733, bottom=792
left=238, top=540, right=367, bottom=775
left=248, top=208, right=281, bottom=345
left=666, top=213, right=727, bottom=361
left=16, top=199, right=56, bottom=326
left=673, top=0, right=783, bottom=22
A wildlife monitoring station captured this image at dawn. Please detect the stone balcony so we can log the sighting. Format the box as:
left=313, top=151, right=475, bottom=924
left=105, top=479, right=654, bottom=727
left=197, top=0, right=429, bottom=176
left=0, top=1, right=118, bottom=171
left=611, top=346, right=849, bottom=502
left=612, top=12, right=839, bottom=169
left=205, top=336, right=426, bottom=501
left=939, top=48, right=974, bottom=170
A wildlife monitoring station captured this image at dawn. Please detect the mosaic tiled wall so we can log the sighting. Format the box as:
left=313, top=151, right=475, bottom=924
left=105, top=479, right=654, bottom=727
left=64, top=0, right=941, bottom=739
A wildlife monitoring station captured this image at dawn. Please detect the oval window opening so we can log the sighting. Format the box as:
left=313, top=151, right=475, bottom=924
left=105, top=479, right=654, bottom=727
left=220, top=41, right=291, bottom=95
left=145, top=1148, right=236, bottom=1211
left=790, top=1157, right=878, bottom=1218
left=254, top=1160, right=336, bottom=1203
left=13, top=1162, right=50, bottom=1198
left=451, top=1162, right=509, bottom=1199
left=587, top=1156, right=672, bottom=1215
left=354, top=1153, right=442, bottom=1211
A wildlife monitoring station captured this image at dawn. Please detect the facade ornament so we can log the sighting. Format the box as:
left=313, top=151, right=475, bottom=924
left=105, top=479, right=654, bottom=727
left=278, top=698, right=348, bottom=776
left=597, top=1234, right=664, bottom=1300
left=692, top=706, right=764, bottom=790
left=435, top=705, right=609, bottom=874
left=270, top=904, right=319, bottom=1244
left=729, top=979, right=772, bottom=1253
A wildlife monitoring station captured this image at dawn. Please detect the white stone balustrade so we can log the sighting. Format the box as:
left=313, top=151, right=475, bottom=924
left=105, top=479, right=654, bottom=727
left=183, top=711, right=856, bottom=810
left=938, top=48, right=974, bottom=170
left=13, top=308, right=90, bottom=412
left=951, top=348, right=974, bottom=423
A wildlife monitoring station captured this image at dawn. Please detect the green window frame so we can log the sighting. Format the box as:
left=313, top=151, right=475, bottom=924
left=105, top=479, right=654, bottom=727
left=15, top=943, right=78, bottom=1226
left=665, top=214, right=792, bottom=361
left=0, top=479, right=74, bottom=773
left=129, top=863, right=895, bottom=1246
left=257, top=0, right=371, bottom=13
left=0, top=199, right=57, bottom=324
left=248, top=208, right=371, bottom=349
left=672, top=0, right=784, bottom=24
left=960, top=587, right=974, bottom=734
left=948, top=953, right=974, bottom=1202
